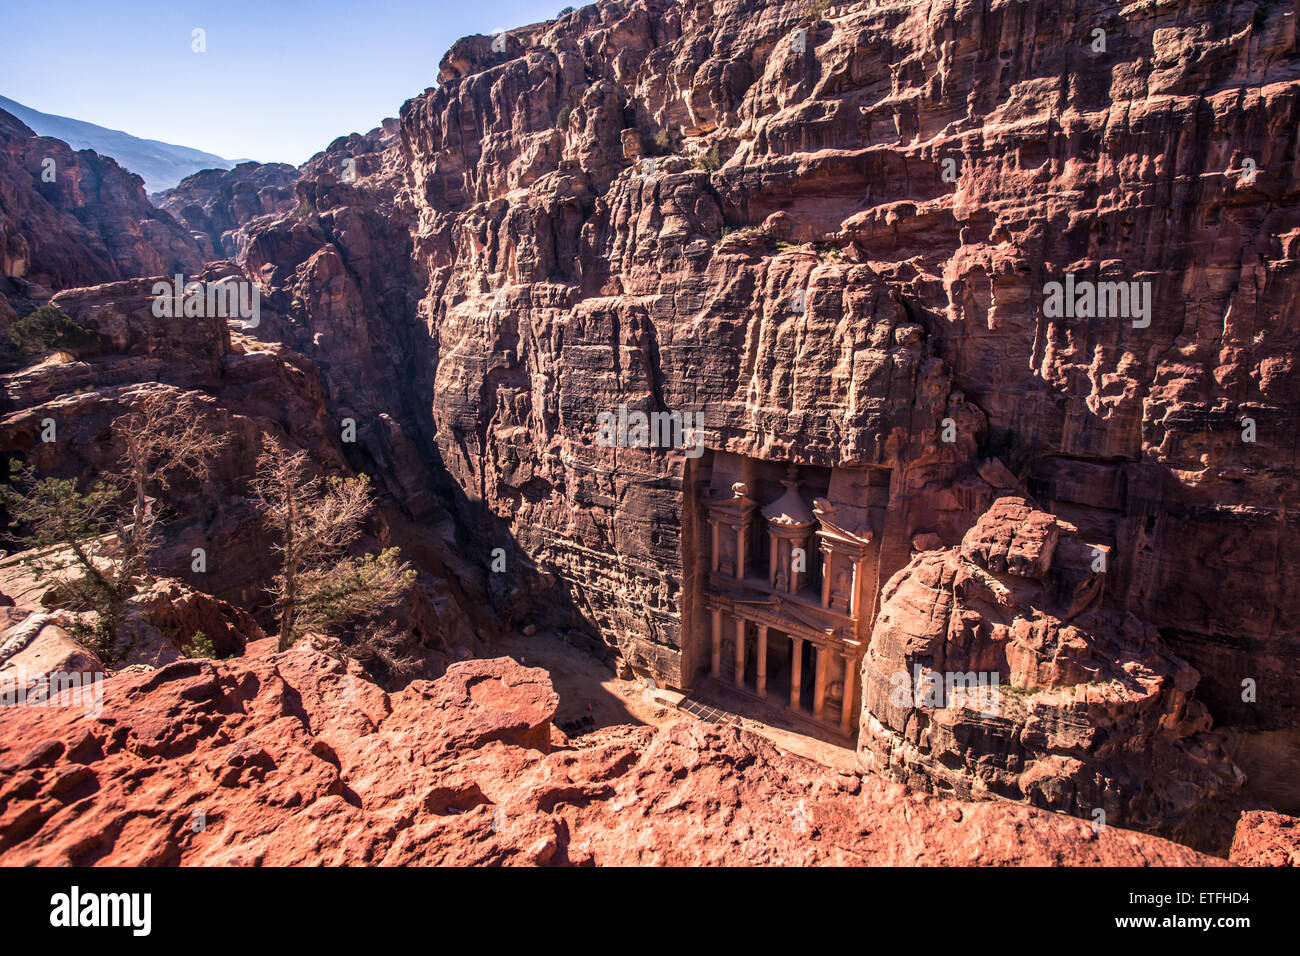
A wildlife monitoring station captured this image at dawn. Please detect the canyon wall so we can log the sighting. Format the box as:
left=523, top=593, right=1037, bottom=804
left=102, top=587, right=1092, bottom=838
left=0, top=109, right=203, bottom=304
left=1, top=0, right=1297, bottom=852
left=383, top=0, right=1300, bottom=841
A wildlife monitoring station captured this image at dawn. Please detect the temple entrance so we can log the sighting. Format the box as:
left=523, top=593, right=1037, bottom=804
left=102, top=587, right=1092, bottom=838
left=797, top=638, right=816, bottom=717
left=765, top=628, right=793, bottom=707
left=760, top=630, right=816, bottom=716
left=693, top=451, right=888, bottom=743
left=742, top=621, right=760, bottom=691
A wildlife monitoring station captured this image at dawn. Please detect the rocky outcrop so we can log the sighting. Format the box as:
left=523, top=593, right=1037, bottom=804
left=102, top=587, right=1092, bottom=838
left=0, top=646, right=1221, bottom=866
left=0, top=109, right=203, bottom=304
left=234, top=118, right=445, bottom=520
left=372, top=0, right=1300, bottom=824
left=1230, top=810, right=1300, bottom=867
left=153, top=162, right=299, bottom=261
left=0, top=555, right=264, bottom=670
left=859, top=496, right=1248, bottom=852
left=0, top=266, right=479, bottom=672
left=0, top=0, right=1297, bottom=862
left=0, top=275, right=348, bottom=607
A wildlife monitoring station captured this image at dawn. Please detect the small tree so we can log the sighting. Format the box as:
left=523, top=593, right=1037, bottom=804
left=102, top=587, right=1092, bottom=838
left=648, top=129, right=673, bottom=156
left=693, top=144, right=723, bottom=173
left=113, top=392, right=226, bottom=586
left=251, top=435, right=414, bottom=651
left=0, top=394, right=224, bottom=660
left=1, top=468, right=123, bottom=658
left=9, top=305, right=98, bottom=358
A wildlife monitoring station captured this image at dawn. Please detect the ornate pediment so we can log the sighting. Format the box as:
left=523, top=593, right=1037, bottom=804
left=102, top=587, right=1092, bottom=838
left=812, top=497, right=873, bottom=549
left=762, top=466, right=814, bottom=530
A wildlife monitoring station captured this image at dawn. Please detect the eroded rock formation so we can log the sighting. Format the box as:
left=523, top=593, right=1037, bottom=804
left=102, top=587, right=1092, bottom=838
left=0, top=109, right=202, bottom=304
left=0, top=645, right=1219, bottom=865
left=353, top=0, right=1299, bottom=832
left=154, top=161, right=300, bottom=261
left=0, top=0, right=1297, bottom=859
left=860, top=496, right=1249, bottom=852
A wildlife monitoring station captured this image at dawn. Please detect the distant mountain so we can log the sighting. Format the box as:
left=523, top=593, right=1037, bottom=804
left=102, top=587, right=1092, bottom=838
left=0, top=95, right=253, bottom=194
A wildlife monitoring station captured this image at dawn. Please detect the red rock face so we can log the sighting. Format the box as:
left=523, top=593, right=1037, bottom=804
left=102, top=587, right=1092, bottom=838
left=0, top=110, right=203, bottom=301
left=0, top=0, right=1298, bottom=862
left=1231, top=810, right=1300, bottom=866
left=375, top=0, right=1300, bottom=829
left=153, top=162, right=299, bottom=261
left=860, top=496, right=1250, bottom=852
left=0, top=648, right=1221, bottom=866
left=0, top=275, right=350, bottom=607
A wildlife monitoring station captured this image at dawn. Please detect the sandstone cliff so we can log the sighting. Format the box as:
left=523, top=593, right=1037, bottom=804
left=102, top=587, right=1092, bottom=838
left=352, top=0, right=1299, bottom=838
left=1, top=0, right=1298, bottom=860
left=154, top=161, right=300, bottom=261
left=0, top=109, right=203, bottom=305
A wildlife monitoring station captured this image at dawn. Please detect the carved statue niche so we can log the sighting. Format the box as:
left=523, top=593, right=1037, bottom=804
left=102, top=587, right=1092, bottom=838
left=705, top=481, right=757, bottom=582
left=718, top=530, right=736, bottom=577
left=832, top=564, right=853, bottom=612
left=812, top=496, right=873, bottom=617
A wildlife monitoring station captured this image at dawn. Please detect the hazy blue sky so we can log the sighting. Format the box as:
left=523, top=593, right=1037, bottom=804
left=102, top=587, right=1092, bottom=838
left=0, top=0, right=566, bottom=165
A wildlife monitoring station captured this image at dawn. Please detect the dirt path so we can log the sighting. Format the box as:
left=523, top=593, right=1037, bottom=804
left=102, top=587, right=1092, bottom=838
left=492, top=629, right=858, bottom=772
left=493, top=630, right=680, bottom=736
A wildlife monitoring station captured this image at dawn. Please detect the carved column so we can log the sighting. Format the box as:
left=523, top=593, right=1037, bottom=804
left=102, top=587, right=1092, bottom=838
left=840, top=651, right=857, bottom=736
left=813, top=644, right=827, bottom=721
left=790, top=535, right=805, bottom=593
left=710, top=520, right=719, bottom=573
left=769, top=534, right=778, bottom=588
left=849, top=557, right=862, bottom=619
left=710, top=608, right=722, bottom=678
left=734, top=617, right=746, bottom=688
left=735, top=525, right=746, bottom=581
left=820, top=547, right=833, bottom=608
left=790, top=637, right=804, bottom=712
left=756, top=625, right=768, bottom=698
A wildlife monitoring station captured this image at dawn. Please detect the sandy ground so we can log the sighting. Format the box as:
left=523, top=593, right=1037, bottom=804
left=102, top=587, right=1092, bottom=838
left=493, top=629, right=857, bottom=772
left=494, top=630, right=680, bottom=734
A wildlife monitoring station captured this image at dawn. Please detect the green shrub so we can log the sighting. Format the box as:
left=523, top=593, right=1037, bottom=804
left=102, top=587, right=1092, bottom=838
left=556, top=105, right=572, bottom=130
left=181, top=630, right=217, bottom=659
left=9, top=305, right=98, bottom=358
left=648, top=129, right=673, bottom=156
left=693, top=144, right=723, bottom=173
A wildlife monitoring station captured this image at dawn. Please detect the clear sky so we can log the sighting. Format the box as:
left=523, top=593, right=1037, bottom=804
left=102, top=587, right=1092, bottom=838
left=0, top=0, right=566, bottom=165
